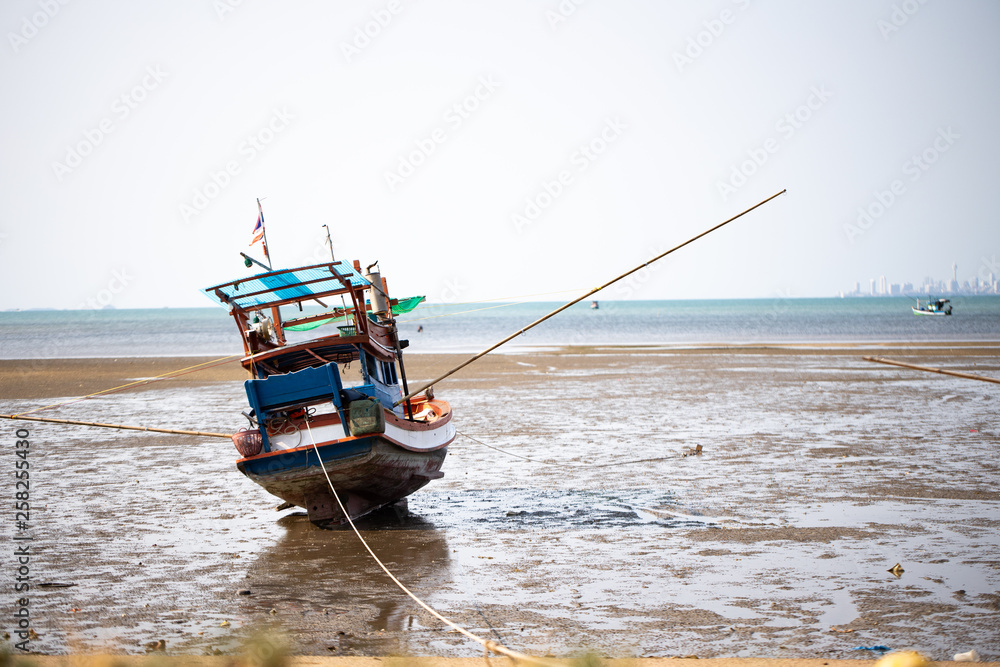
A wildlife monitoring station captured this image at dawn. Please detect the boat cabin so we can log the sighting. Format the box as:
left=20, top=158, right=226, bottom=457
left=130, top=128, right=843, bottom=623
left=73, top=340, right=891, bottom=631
left=203, top=260, right=418, bottom=426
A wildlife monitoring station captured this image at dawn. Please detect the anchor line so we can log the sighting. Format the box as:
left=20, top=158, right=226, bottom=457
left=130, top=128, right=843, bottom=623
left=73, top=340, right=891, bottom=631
left=398, top=300, right=538, bottom=323
left=457, top=430, right=674, bottom=468
left=11, top=354, right=243, bottom=417
left=473, top=599, right=508, bottom=648
left=301, top=419, right=559, bottom=666
left=0, top=413, right=232, bottom=439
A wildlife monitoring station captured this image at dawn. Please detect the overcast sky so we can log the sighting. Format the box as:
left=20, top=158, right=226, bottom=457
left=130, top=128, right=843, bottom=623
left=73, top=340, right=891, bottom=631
left=1, top=0, right=998, bottom=309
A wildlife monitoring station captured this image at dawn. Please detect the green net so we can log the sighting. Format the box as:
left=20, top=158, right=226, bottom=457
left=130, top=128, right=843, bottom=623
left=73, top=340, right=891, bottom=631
left=282, top=295, right=425, bottom=332
left=284, top=316, right=342, bottom=332
left=393, top=295, right=425, bottom=314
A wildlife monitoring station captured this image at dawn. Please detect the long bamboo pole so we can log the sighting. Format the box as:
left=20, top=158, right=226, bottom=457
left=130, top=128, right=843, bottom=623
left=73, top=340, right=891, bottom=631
left=1, top=413, right=232, bottom=438
left=395, top=189, right=787, bottom=406
left=863, top=356, right=1000, bottom=385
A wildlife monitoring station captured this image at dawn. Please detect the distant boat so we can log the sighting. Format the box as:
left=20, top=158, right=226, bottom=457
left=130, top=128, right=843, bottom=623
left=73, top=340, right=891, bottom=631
left=590, top=300, right=599, bottom=310
left=912, top=298, right=952, bottom=316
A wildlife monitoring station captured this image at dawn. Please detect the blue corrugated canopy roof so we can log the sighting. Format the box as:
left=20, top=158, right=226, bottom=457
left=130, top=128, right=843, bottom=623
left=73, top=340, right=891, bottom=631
left=203, top=261, right=371, bottom=310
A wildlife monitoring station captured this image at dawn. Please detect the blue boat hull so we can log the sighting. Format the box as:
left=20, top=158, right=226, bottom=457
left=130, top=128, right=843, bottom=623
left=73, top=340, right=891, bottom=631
left=237, top=434, right=447, bottom=527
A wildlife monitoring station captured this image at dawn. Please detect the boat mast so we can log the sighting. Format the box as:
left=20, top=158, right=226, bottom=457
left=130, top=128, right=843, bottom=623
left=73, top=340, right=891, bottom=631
left=324, top=223, right=353, bottom=331
left=258, top=197, right=273, bottom=267
left=322, top=224, right=336, bottom=262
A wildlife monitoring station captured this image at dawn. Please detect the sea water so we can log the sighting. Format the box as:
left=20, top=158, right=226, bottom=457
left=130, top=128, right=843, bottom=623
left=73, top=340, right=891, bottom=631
left=0, top=296, right=998, bottom=359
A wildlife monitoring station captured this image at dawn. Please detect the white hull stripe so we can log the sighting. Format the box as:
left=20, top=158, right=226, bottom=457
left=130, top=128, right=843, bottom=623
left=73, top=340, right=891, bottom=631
left=266, top=418, right=454, bottom=454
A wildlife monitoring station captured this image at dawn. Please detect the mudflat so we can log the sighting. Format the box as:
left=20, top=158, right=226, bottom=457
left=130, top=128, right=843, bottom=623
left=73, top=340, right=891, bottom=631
left=15, top=657, right=999, bottom=667
left=3, top=341, right=998, bottom=399
left=1, top=344, right=998, bottom=660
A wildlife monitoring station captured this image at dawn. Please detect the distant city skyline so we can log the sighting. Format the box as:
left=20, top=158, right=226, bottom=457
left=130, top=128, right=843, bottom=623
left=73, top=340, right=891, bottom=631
left=841, top=259, right=999, bottom=297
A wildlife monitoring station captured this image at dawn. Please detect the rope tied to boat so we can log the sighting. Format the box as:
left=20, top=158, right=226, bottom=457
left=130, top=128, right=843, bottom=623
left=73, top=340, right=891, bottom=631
left=301, top=418, right=560, bottom=666
left=457, top=429, right=675, bottom=468
left=0, top=413, right=232, bottom=439
left=10, top=354, right=242, bottom=418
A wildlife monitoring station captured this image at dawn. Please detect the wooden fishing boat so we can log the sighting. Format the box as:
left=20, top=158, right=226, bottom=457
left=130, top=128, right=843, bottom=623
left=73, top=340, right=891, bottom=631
left=912, top=298, right=952, bottom=316
left=203, top=260, right=453, bottom=528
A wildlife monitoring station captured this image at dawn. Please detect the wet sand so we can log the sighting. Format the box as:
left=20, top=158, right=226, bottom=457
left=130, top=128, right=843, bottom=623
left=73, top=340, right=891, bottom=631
left=4, top=341, right=999, bottom=399
left=19, top=657, right=994, bottom=667
left=16, top=658, right=1000, bottom=667
left=1, top=344, right=998, bottom=660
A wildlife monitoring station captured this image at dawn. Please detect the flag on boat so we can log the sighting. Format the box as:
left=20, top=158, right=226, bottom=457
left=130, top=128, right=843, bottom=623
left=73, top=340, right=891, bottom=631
left=250, top=198, right=269, bottom=262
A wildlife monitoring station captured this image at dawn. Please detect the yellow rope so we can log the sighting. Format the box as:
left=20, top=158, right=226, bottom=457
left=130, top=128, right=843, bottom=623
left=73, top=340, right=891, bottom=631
left=303, top=420, right=559, bottom=666
left=398, top=301, right=530, bottom=323
left=457, top=430, right=673, bottom=468
left=415, top=288, right=588, bottom=309
left=12, top=354, right=242, bottom=417
left=0, top=413, right=231, bottom=438
left=398, top=288, right=597, bottom=324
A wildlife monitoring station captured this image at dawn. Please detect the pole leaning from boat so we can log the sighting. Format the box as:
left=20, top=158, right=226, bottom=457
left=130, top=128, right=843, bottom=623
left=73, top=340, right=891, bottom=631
left=394, top=189, right=788, bottom=407
left=863, top=356, right=1000, bottom=385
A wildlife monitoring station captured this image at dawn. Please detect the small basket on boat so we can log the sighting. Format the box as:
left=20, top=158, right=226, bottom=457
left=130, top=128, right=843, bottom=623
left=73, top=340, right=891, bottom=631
left=232, top=429, right=263, bottom=458
left=337, top=325, right=357, bottom=337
